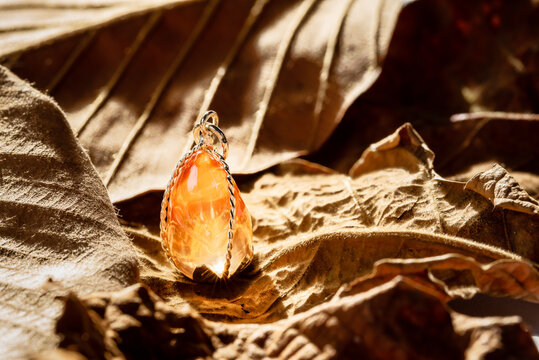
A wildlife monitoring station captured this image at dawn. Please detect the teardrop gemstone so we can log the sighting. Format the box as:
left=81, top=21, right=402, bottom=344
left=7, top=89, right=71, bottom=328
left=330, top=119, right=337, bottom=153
left=163, top=149, right=253, bottom=280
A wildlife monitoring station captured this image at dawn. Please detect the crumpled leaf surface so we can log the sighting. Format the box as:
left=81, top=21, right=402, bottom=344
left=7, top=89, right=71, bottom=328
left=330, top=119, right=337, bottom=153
left=345, top=253, right=539, bottom=303
left=117, top=123, right=539, bottom=324
left=0, top=67, right=139, bottom=358
left=465, top=163, right=539, bottom=215
left=350, top=123, right=538, bottom=258
left=50, top=284, right=214, bottom=359
left=1, top=0, right=405, bottom=202
left=42, top=279, right=539, bottom=359
left=0, top=0, right=538, bottom=358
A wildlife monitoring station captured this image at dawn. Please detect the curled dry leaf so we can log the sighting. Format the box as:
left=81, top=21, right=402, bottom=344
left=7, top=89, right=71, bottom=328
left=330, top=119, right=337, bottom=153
left=344, top=253, right=539, bottom=303
left=1, top=0, right=406, bottom=202
left=350, top=123, right=539, bottom=259
left=117, top=122, right=539, bottom=323
left=45, top=279, right=539, bottom=359
left=0, top=67, right=138, bottom=358
left=465, top=163, right=539, bottom=215
left=309, top=0, right=539, bottom=177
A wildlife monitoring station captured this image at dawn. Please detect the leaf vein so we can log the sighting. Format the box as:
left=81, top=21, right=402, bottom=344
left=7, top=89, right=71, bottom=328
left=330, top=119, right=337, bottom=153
left=240, top=0, right=319, bottom=170
left=76, top=10, right=162, bottom=136
left=311, top=0, right=355, bottom=149
left=103, top=0, right=221, bottom=186
left=46, top=29, right=97, bottom=93
left=181, top=0, right=271, bottom=156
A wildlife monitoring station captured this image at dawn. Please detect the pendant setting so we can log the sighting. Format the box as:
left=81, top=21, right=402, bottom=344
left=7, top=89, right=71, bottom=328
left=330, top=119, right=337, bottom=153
left=160, top=111, right=253, bottom=281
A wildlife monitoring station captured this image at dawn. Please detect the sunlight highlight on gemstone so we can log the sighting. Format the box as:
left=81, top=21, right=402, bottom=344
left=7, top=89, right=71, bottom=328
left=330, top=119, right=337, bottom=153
left=207, top=258, right=226, bottom=278
left=163, top=149, right=253, bottom=280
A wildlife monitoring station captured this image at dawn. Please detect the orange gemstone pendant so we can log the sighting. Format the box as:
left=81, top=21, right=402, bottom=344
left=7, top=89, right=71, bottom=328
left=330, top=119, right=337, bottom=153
left=160, top=111, right=253, bottom=281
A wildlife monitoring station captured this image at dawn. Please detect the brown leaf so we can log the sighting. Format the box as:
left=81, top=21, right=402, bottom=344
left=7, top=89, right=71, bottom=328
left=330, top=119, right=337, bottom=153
left=227, top=278, right=537, bottom=360
left=345, top=253, right=539, bottom=303
left=348, top=122, right=434, bottom=175
left=465, top=163, right=539, bottom=215
left=451, top=312, right=539, bottom=360
left=434, top=113, right=539, bottom=183
left=0, top=66, right=139, bottom=358
left=308, top=0, right=539, bottom=177
left=47, top=279, right=539, bottom=359
left=116, top=123, right=539, bottom=323
left=1, top=0, right=406, bottom=202
left=52, top=285, right=214, bottom=359
left=0, top=1, right=178, bottom=57
left=2, top=2, right=538, bottom=358
left=350, top=123, right=539, bottom=258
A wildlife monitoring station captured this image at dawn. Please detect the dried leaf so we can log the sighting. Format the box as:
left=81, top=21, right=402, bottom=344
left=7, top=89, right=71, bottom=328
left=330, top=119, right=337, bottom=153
left=435, top=113, right=539, bottom=183
left=349, top=123, right=538, bottom=258
left=117, top=123, right=539, bottom=323
left=0, top=1, right=180, bottom=57
left=46, top=279, right=539, bottom=359
left=0, top=66, right=138, bottom=358
left=465, top=163, right=539, bottom=215
left=348, top=122, right=434, bottom=175
left=345, top=253, right=539, bottom=303
left=1, top=1, right=538, bottom=358
left=2, top=0, right=406, bottom=202
left=309, top=0, right=539, bottom=177
left=52, top=285, right=214, bottom=359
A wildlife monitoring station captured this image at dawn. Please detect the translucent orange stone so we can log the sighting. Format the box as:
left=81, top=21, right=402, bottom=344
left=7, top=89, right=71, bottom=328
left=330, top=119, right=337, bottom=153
left=163, top=149, right=253, bottom=280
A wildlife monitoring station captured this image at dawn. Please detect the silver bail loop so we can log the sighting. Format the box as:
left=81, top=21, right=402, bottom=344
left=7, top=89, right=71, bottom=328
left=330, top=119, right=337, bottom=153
left=193, top=110, right=229, bottom=159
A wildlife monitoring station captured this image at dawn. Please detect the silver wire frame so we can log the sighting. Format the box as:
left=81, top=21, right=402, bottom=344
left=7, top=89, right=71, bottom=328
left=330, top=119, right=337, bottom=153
left=160, top=112, right=236, bottom=279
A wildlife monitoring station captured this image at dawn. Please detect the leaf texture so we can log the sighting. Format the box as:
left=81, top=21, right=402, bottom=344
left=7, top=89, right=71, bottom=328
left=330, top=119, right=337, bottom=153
left=465, top=163, right=539, bottom=215
left=1, top=0, right=406, bottom=202
left=346, top=253, right=539, bottom=303
left=117, top=123, right=539, bottom=323
left=43, top=279, right=539, bottom=359
left=0, top=0, right=184, bottom=57
left=0, top=66, right=139, bottom=358
left=0, top=1, right=538, bottom=358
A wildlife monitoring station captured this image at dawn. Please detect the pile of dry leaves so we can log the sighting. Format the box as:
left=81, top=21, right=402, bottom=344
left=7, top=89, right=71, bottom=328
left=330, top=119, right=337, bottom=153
left=0, top=0, right=538, bottom=359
